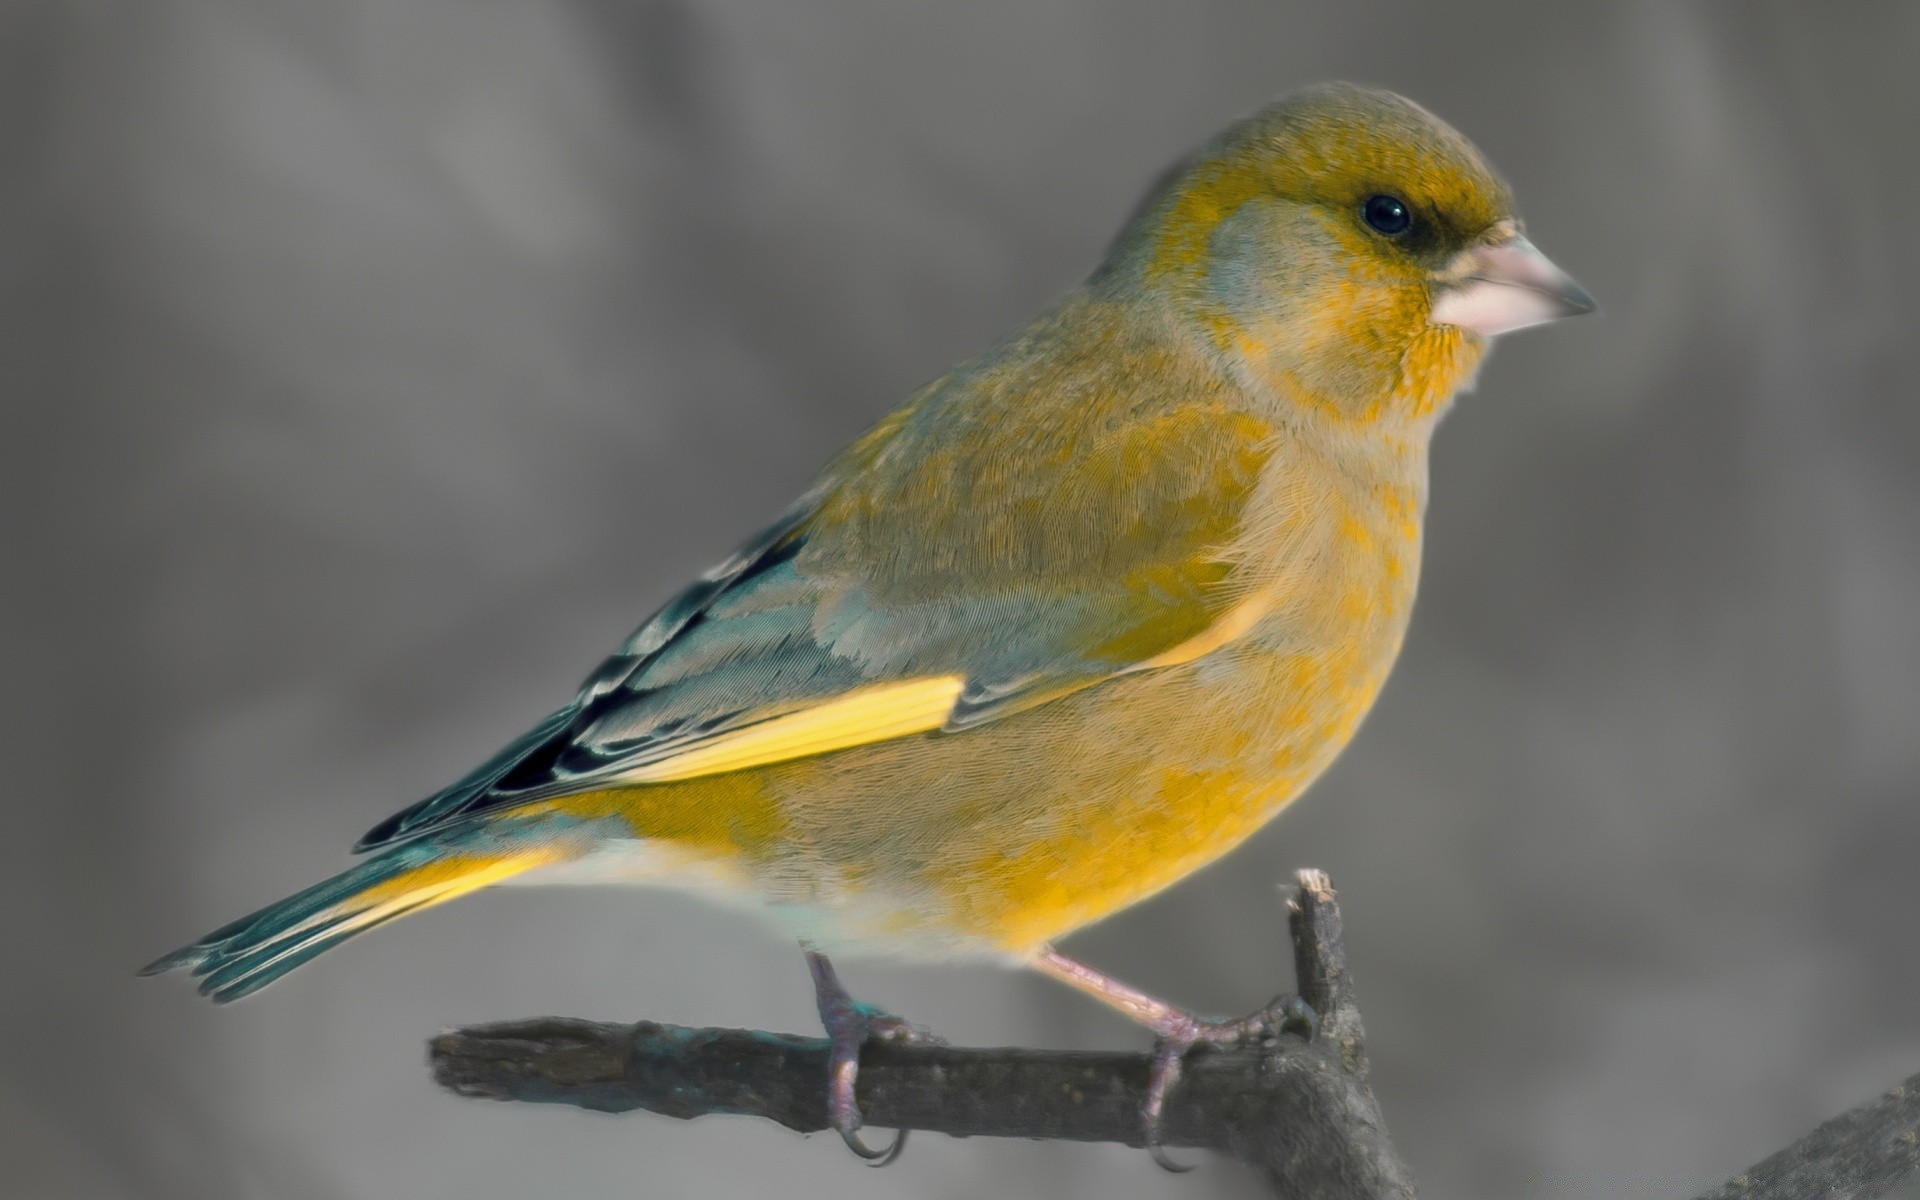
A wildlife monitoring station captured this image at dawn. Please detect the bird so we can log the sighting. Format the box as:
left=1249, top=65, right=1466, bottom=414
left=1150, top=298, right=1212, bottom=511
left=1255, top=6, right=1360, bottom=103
left=144, top=82, right=1592, bottom=1166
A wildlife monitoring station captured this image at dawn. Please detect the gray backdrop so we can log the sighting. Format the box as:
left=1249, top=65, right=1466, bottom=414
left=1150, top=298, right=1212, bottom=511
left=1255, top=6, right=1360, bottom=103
left=6, top=2, right=1918, bottom=1198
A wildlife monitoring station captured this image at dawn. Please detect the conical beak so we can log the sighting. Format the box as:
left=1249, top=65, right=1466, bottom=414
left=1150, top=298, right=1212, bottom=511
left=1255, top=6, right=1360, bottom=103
left=1428, top=235, right=1595, bottom=337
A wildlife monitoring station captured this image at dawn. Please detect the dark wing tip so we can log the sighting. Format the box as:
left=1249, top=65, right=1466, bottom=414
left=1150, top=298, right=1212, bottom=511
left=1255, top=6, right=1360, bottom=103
left=350, top=702, right=583, bottom=853
left=350, top=817, right=404, bottom=854
left=137, top=945, right=199, bottom=977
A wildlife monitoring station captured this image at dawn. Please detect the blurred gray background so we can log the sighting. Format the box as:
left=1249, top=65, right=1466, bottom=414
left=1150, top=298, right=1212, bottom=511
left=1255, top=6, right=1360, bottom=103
left=5, top=2, right=1917, bottom=1197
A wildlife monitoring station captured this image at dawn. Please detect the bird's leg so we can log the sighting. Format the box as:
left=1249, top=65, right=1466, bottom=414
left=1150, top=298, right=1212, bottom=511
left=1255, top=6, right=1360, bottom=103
left=804, top=949, right=934, bottom=1166
left=1030, top=946, right=1318, bottom=1172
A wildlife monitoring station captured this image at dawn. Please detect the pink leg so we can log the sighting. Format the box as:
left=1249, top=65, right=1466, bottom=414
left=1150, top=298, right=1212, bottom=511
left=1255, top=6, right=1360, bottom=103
left=1030, top=946, right=1316, bottom=1171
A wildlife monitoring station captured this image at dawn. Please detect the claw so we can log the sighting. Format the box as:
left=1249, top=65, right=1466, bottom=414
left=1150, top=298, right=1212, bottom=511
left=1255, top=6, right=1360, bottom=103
left=1276, top=993, right=1319, bottom=1041
left=836, top=1124, right=909, bottom=1166
left=806, top=950, right=931, bottom=1167
left=1143, top=1038, right=1198, bottom=1172
left=1137, top=997, right=1319, bottom=1168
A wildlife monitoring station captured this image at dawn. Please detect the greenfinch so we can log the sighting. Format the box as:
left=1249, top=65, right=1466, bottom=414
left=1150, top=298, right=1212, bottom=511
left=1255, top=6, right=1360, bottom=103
left=146, top=82, right=1591, bottom=1159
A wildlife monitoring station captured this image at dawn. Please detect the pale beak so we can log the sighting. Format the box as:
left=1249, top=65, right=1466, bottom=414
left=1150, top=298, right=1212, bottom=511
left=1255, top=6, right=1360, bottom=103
left=1428, top=235, right=1595, bottom=337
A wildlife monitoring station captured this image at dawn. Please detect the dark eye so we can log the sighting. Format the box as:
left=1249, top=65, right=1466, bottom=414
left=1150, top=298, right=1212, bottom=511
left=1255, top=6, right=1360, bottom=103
left=1362, top=194, right=1412, bottom=236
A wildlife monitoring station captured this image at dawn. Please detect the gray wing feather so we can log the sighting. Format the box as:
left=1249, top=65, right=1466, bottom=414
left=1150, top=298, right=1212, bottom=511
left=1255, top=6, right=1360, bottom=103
left=352, top=497, right=824, bottom=850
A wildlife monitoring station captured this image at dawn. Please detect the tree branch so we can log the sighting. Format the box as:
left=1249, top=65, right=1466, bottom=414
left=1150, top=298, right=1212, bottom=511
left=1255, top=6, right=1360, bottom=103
left=1687, top=1070, right=1920, bottom=1200
left=430, top=869, right=1416, bottom=1198
left=427, top=869, right=1920, bottom=1200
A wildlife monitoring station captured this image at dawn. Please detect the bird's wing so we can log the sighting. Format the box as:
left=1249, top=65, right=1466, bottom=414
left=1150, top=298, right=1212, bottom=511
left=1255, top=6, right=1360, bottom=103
left=355, top=386, right=1276, bottom=852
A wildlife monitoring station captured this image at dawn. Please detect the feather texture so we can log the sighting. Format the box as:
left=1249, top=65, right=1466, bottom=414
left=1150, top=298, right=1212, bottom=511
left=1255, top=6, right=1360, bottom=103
left=144, top=83, right=1584, bottom=988
left=355, top=307, right=1276, bottom=850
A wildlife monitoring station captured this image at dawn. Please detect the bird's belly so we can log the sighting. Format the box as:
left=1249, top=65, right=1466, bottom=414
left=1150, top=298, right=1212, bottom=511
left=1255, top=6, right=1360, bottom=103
left=561, top=503, right=1423, bottom=961
left=738, top=622, right=1407, bottom=960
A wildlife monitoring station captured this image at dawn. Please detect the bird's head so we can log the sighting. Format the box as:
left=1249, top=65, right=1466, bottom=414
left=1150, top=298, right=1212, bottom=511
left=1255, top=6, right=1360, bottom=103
left=1104, top=83, right=1593, bottom=426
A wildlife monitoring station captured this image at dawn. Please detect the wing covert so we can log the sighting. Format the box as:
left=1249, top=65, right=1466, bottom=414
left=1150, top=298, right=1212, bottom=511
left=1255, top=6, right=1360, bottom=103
left=355, top=303, right=1278, bottom=853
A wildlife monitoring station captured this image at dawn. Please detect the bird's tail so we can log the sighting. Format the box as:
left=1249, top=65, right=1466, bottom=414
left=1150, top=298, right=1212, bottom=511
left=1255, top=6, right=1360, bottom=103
left=141, top=837, right=569, bottom=1002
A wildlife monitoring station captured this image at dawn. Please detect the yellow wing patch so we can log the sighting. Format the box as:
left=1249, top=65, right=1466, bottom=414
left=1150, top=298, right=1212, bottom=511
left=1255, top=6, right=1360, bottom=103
left=1132, top=582, right=1279, bottom=671
left=611, top=676, right=967, bottom=784
left=346, top=851, right=564, bottom=926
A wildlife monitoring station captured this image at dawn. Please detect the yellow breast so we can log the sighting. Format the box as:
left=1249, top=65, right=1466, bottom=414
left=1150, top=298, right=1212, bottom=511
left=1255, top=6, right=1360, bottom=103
left=917, top=448, right=1427, bottom=952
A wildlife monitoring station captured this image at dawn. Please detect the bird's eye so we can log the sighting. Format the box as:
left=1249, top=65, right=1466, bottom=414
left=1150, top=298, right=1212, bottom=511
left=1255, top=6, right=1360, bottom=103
left=1362, top=194, right=1412, bottom=237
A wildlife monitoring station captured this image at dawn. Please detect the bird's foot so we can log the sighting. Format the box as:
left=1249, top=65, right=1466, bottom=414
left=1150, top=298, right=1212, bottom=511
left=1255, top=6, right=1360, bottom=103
left=1140, top=995, right=1319, bottom=1171
left=806, top=951, right=940, bottom=1166
left=1029, top=946, right=1317, bottom=1172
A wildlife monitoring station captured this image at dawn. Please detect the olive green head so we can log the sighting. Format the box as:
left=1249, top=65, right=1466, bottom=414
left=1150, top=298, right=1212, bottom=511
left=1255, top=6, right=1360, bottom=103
left=1103, top=83, right=1592, bottom=421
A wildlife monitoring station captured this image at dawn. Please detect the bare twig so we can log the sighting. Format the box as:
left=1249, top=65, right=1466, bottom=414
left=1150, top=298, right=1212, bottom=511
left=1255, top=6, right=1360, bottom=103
left=428, top=868, right=1920, bottom=1200
left=430, top=869, right=1416, bottom=1199
left=1689, top=1071, right=1920, bottom=1200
